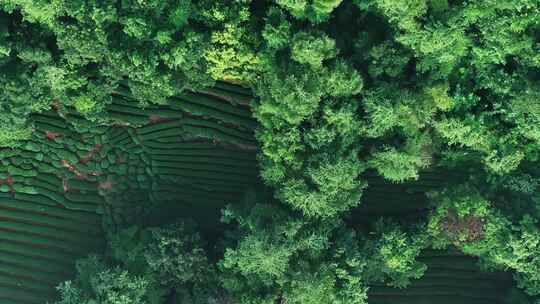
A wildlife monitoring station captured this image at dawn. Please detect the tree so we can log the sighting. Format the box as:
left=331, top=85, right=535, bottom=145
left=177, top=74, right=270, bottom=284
left=427, top=186, right=540, bottom=297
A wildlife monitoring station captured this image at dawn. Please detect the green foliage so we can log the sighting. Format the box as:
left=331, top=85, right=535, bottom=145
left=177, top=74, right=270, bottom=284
left=219, top=190, right=370, bottom=304
left=0, top=121, right=32, bottom=147
left=369, top=146, right=427, bottom=182
left=3, top=0, right=539, bottom=222
left=217, top=190, right=438, bottom=302
left=109, top=227, right=151, bottom=275
left=276, top=152, right=366, bottom=217
left=291, top=31, right=338, bottom=69
left=262, top=7, right=292, bottom=50
left=55, top=220, right=219, bottom=304
left=203, top=18, right=260, bottom=83
left=54, top=256, right=159, bottom=304
left=3, top=0, right=540, bottom=302
left=0, top=0, right=262, bottom=145
left=362, top=220, right=428, bottom=288
left=144, top=221, right=215, bottom=286
left=275, top=0, right=343, bottom=23
left=428, top=186, right=540, bottom=297
left=219, top=198, right=332, bottom=300
left=360, top=41, right=412, bottom=79
left=253, top=38, right=366, bottom=217
left=426, top=186, right=492, bottom=249
left=356, top=0, right=427, bottom=31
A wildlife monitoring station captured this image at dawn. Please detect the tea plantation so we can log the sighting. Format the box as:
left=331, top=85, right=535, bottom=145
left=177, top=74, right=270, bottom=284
left=0, top=1, right=539, bottom=304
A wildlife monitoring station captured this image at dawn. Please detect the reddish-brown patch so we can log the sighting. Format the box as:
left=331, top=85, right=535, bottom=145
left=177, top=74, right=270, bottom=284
left=116, top=154, right=126, bottom=164
left=62, top=179, right=70, bottom=193
left=98, top=179, right=113, bottom=191
left=61, top=178, right=82, bottom=193
left=440, top=210, right=485, bottom=244
left=51, top=100, right=60, bottom=111
left=148, top=115, right=171, bottom=124
left=0, top=175, right=15, bottom=193
left=60, top=159, right=86, bottom=179
left=45, top=131, right=62, bottom=140
left=80, top=144, right=103, bottom=164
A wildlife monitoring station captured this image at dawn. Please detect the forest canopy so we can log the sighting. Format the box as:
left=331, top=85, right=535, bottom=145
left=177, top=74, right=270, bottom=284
left=0, top=0, right=539, bottom=303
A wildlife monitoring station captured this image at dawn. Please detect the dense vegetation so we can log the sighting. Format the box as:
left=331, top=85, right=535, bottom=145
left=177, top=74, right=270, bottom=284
left=0, top=0, right=539, bottom=303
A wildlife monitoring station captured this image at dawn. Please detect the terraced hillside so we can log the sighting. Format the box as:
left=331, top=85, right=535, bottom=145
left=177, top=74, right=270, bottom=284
left=0, top=193, right=103, bottom=303
left=357, top=174, right=522, bottom=304
left=368, top=249, right=516, bottom=304
left=0, top=83, right=260, bottom=304
left=0, top=82, right=532, bottom=303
